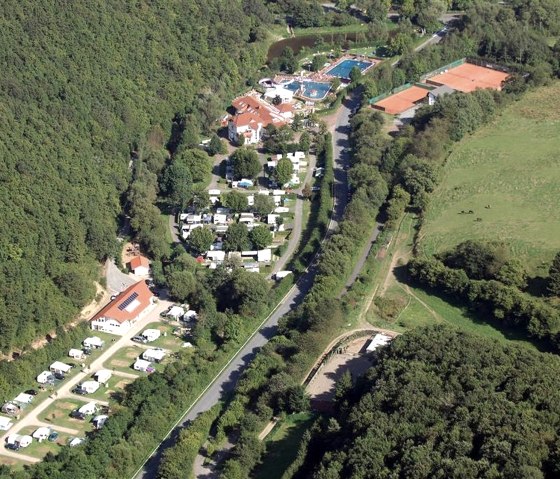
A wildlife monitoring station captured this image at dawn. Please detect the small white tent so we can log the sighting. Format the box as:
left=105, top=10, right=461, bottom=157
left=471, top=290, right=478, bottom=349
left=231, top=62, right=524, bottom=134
left=69, top=437, right=84, bottom=447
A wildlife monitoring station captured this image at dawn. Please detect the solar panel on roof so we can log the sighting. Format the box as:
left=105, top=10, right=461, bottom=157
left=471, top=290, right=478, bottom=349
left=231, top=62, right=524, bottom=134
left=118, top=292, right=138, bottom=311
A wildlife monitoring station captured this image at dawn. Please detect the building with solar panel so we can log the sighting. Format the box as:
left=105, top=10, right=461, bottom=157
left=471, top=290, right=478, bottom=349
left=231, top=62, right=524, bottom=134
left=90, top=281, right=154, bottom=335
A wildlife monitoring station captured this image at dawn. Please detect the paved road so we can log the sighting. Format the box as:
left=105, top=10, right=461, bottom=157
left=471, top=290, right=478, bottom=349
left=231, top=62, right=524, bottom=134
left=134, top=94, right=361, bottom=479
left=0, top=300, right=172, bottom=462
left=105, top=259, right=136, bottom=294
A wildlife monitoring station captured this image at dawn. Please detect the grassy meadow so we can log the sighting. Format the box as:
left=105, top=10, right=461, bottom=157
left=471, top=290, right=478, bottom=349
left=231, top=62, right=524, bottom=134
left=419, top=82, right=560, bottom=274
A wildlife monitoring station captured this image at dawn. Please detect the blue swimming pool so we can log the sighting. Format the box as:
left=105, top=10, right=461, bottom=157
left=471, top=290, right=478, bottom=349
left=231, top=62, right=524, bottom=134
left=326, top=59, right=374, bottom=79
left=283, top=80, right=331, bottom=101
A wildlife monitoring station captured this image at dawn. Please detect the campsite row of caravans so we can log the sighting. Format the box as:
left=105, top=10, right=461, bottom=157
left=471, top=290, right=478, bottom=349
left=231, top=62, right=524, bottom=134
left=133, top=347, right=167, bottom=373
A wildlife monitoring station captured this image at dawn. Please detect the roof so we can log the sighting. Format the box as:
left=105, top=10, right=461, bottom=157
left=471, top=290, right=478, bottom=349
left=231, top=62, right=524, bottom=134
left=92, top=281, right=153, bottom=325
left=374, top=85, right=432, bottom=115
left=230, top=95, right=288, bottom=129
left=14, top=393, right=33, bottom=404
left=134, top=359, right=151, bottom=369
left=50, top=361, right=72, bottom=372
left=426, top=63, right=510, bottom=93
left=428, top=84, right=455, bottom=97
left=129, top=256, right=149, bottom=269
left=143, top=349, right=166, bottom=360
left=0, top=417, right=12, bottom=428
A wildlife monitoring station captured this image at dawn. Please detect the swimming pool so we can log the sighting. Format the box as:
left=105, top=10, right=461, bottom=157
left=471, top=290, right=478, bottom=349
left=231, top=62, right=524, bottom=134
left=326, top=59, right=374, bottom=79
left=282, top=80, right=331, bottom=101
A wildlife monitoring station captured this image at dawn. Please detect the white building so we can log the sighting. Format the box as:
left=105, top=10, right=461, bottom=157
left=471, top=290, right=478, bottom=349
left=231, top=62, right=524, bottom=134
left=128, top=255, right=150, bottom=276
left=263, top=85, right=295, bottom=103
left=167, top=306, right=185, bottom=320
left=69, top=437, right=85, bottom=447
left=90, top=281, right=154, bottom=336
left=366, top=333, right=392, bottom=352
left=93, top=415, right=108, bottom=429
left=78, top=381, right=100, bottom=394
left=78, top=402, right=97, bottom=416
left=32, top=427, right=51, bottom=442
left=0, top=416, right=13, bottom=431
left=6, top=434, right=32, bottom=448
left=83, top=336, right=105, bottom=349
left=13, top=393, right=34, bottom=406
left=207, top=251, right=226, bottom=262
left=37, top=371, right=54, bottom=384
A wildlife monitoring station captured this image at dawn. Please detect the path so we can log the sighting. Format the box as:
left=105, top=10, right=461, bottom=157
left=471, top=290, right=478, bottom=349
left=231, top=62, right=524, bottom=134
left=134, top=93, right=360, bottom=479
left=271, top=153, right=317, bottom=275
left=0, top=300, right=172, bottom=462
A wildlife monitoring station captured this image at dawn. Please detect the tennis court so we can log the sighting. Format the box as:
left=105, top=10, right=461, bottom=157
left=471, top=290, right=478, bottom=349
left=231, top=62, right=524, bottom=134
left=373, top=85, right=431, bottom=115
left=426, top=63, right=510, bottom=93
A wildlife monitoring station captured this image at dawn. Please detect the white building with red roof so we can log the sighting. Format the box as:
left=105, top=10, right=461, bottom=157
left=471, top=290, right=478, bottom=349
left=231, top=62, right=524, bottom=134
left=90, top=281, right=154, bottom=335
left=227, top=94, right=294, bottom=145
left=128, top=255, right=150, bottom=276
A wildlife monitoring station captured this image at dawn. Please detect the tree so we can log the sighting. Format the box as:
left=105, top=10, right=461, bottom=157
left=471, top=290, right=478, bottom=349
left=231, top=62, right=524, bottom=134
left=231, top=147, right=261, bottom=179
left=264, top=125, right=295, bottom=154
left=299, top=131, right=311, bottom=153
left=161, top=161, right=193, bottom=209
left=223, top=191, right=249, bottom=213
left=207, top=134, right=227, bottom=156
left=230, top=268, right=270, bottom=316
left=272, top=95, right=282, bottom=106
left=252, top=194, right=275, bottom=216
left=302, top=183, right=312, bottom=200
left=548, top=252, right=560, bottom=296
left=250, top=225, right=273, bottom=249
left=167, top=270, right=197, bottom=302
left=175, top=148, right=212, bottom=184
left=224, top=223, right=250, bottom=252
left=311, top=54, right=327, bottom=72
left=187, top=227, right=214, bottom=255
left=275, top=157, right=294, bottom=186
left=279, top=47, right=297, bottom=74
left=349, top=66, right=362, bottom=84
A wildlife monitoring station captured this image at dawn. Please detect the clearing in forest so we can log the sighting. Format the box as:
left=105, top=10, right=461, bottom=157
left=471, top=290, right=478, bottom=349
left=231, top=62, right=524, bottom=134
left=419, top=82, right=560, bottom=274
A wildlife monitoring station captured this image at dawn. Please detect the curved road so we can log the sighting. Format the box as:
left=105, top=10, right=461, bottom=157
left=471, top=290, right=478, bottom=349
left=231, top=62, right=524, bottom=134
left=134, top=93, right=360, bottom=479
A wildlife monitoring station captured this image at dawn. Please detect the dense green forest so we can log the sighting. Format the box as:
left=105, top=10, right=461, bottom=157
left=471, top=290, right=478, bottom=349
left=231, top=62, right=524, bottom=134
left=294, top=326, right=560, bottom=479
left=0, top=0, right=271, bottom=352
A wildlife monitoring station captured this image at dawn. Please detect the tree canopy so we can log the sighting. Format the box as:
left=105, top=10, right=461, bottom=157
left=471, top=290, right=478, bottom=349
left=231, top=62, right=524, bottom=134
left=231, top=148, right=261, bottom=179
left=300, top=326, right=560, bottom=479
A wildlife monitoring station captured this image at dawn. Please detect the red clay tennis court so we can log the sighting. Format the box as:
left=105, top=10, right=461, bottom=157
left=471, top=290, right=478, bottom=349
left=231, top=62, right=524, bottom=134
left=426, top=63, right=509, bottom=93
left=373, top=85, right=431, bottom=115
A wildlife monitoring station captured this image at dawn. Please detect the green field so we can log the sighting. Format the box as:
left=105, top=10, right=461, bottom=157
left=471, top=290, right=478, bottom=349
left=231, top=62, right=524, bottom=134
left=253, top=413, right=315, bottom=479
left=419, top=83, right=560, bottom=274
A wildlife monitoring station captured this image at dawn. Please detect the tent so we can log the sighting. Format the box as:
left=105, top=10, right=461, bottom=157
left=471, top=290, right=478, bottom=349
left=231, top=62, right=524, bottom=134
left=141, top=329, right=161, bottom=342
left=78, top=402, right=97, bottom=416
left=142, top=349, right=166, bottom=363
left=69, top=348, right=85, bottom=360
left=37, top=371, right=54, bottom=384
left=167, top=306, right=185, bottom=320
left=32, top=427, right=51, bottom=442
left=69, top=437, right=84, bottom=447
left=79, top=381, right=100, bottom=394
left=50, top=361, right=73, bottom=374
left=93, top=370, right=112, bottom=385
left=83, top=336, right=104, bottom=349
left=1, top=403, right=20, bottom=416
left=13, top=393, right=34, bottom=405
left=133, top=359, right=152, bottom=372
left=366, top=333, right=392, bottom=352
left=0, top=416, right=13, bottom=430
left=93, top=415, right=108, bottom=429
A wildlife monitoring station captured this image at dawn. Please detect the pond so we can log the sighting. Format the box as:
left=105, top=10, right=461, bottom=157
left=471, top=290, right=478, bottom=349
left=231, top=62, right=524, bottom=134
left=267, top=32, right=363, bottom=62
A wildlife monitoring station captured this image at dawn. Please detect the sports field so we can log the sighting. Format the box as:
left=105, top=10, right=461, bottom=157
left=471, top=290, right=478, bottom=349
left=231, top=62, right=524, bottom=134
left=419, top=82, right=560, bottom=273
left=426, top=63, right=509, bottom=92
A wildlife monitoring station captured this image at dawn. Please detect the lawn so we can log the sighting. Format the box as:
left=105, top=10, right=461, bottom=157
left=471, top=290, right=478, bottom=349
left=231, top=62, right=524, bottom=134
left=41, top=399, right=94, bottom=433
left=252, top=412, right=316, bottom=479
left=104, top=345, right=150, bottom=375
left=419, top=82, right=560, bottom=274
left=140, top=322, right=185, bottom=351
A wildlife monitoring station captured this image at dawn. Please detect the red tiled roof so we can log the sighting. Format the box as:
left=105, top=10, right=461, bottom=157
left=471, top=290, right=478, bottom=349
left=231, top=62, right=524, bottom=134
left=277, top=103, right=294, bottom=113
left=92, top=281, right=153, bottom=324
left=230, top=95, right=287, bottom=129
left=129, top=256, right=149, bottom=269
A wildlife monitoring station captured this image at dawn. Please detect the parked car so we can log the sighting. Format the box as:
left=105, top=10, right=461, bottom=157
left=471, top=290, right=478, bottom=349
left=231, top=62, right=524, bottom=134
left=6, top=443, right=20, bottom=451
left=48, top=431, right=59, bottom=442
left=72, top=387, right=87, bottom=396
left=131, top=336, right=148, bottom=344
left=25, top=389, right=38, bottom=396
left=70, top=410, right=86, bottom=420
left=54, top=372, right=65, bottom=381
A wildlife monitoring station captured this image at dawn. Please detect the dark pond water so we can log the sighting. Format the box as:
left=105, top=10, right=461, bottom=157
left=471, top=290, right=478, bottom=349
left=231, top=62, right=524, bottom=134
left=267, top=32, right=363, bottom=62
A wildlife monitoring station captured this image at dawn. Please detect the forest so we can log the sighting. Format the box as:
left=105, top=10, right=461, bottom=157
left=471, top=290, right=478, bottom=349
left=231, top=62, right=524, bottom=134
left=292, top=325, right=560, bottom=479
left=0, top=0, right=271, bottom=352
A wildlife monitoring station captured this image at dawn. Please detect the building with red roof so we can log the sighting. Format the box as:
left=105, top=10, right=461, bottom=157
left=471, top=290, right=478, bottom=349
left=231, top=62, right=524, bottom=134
left=128, top=255, right=150, bottom=276
left=227, top=94, right=294, bottom=145
left=90, top=281, right=154, bottom=335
